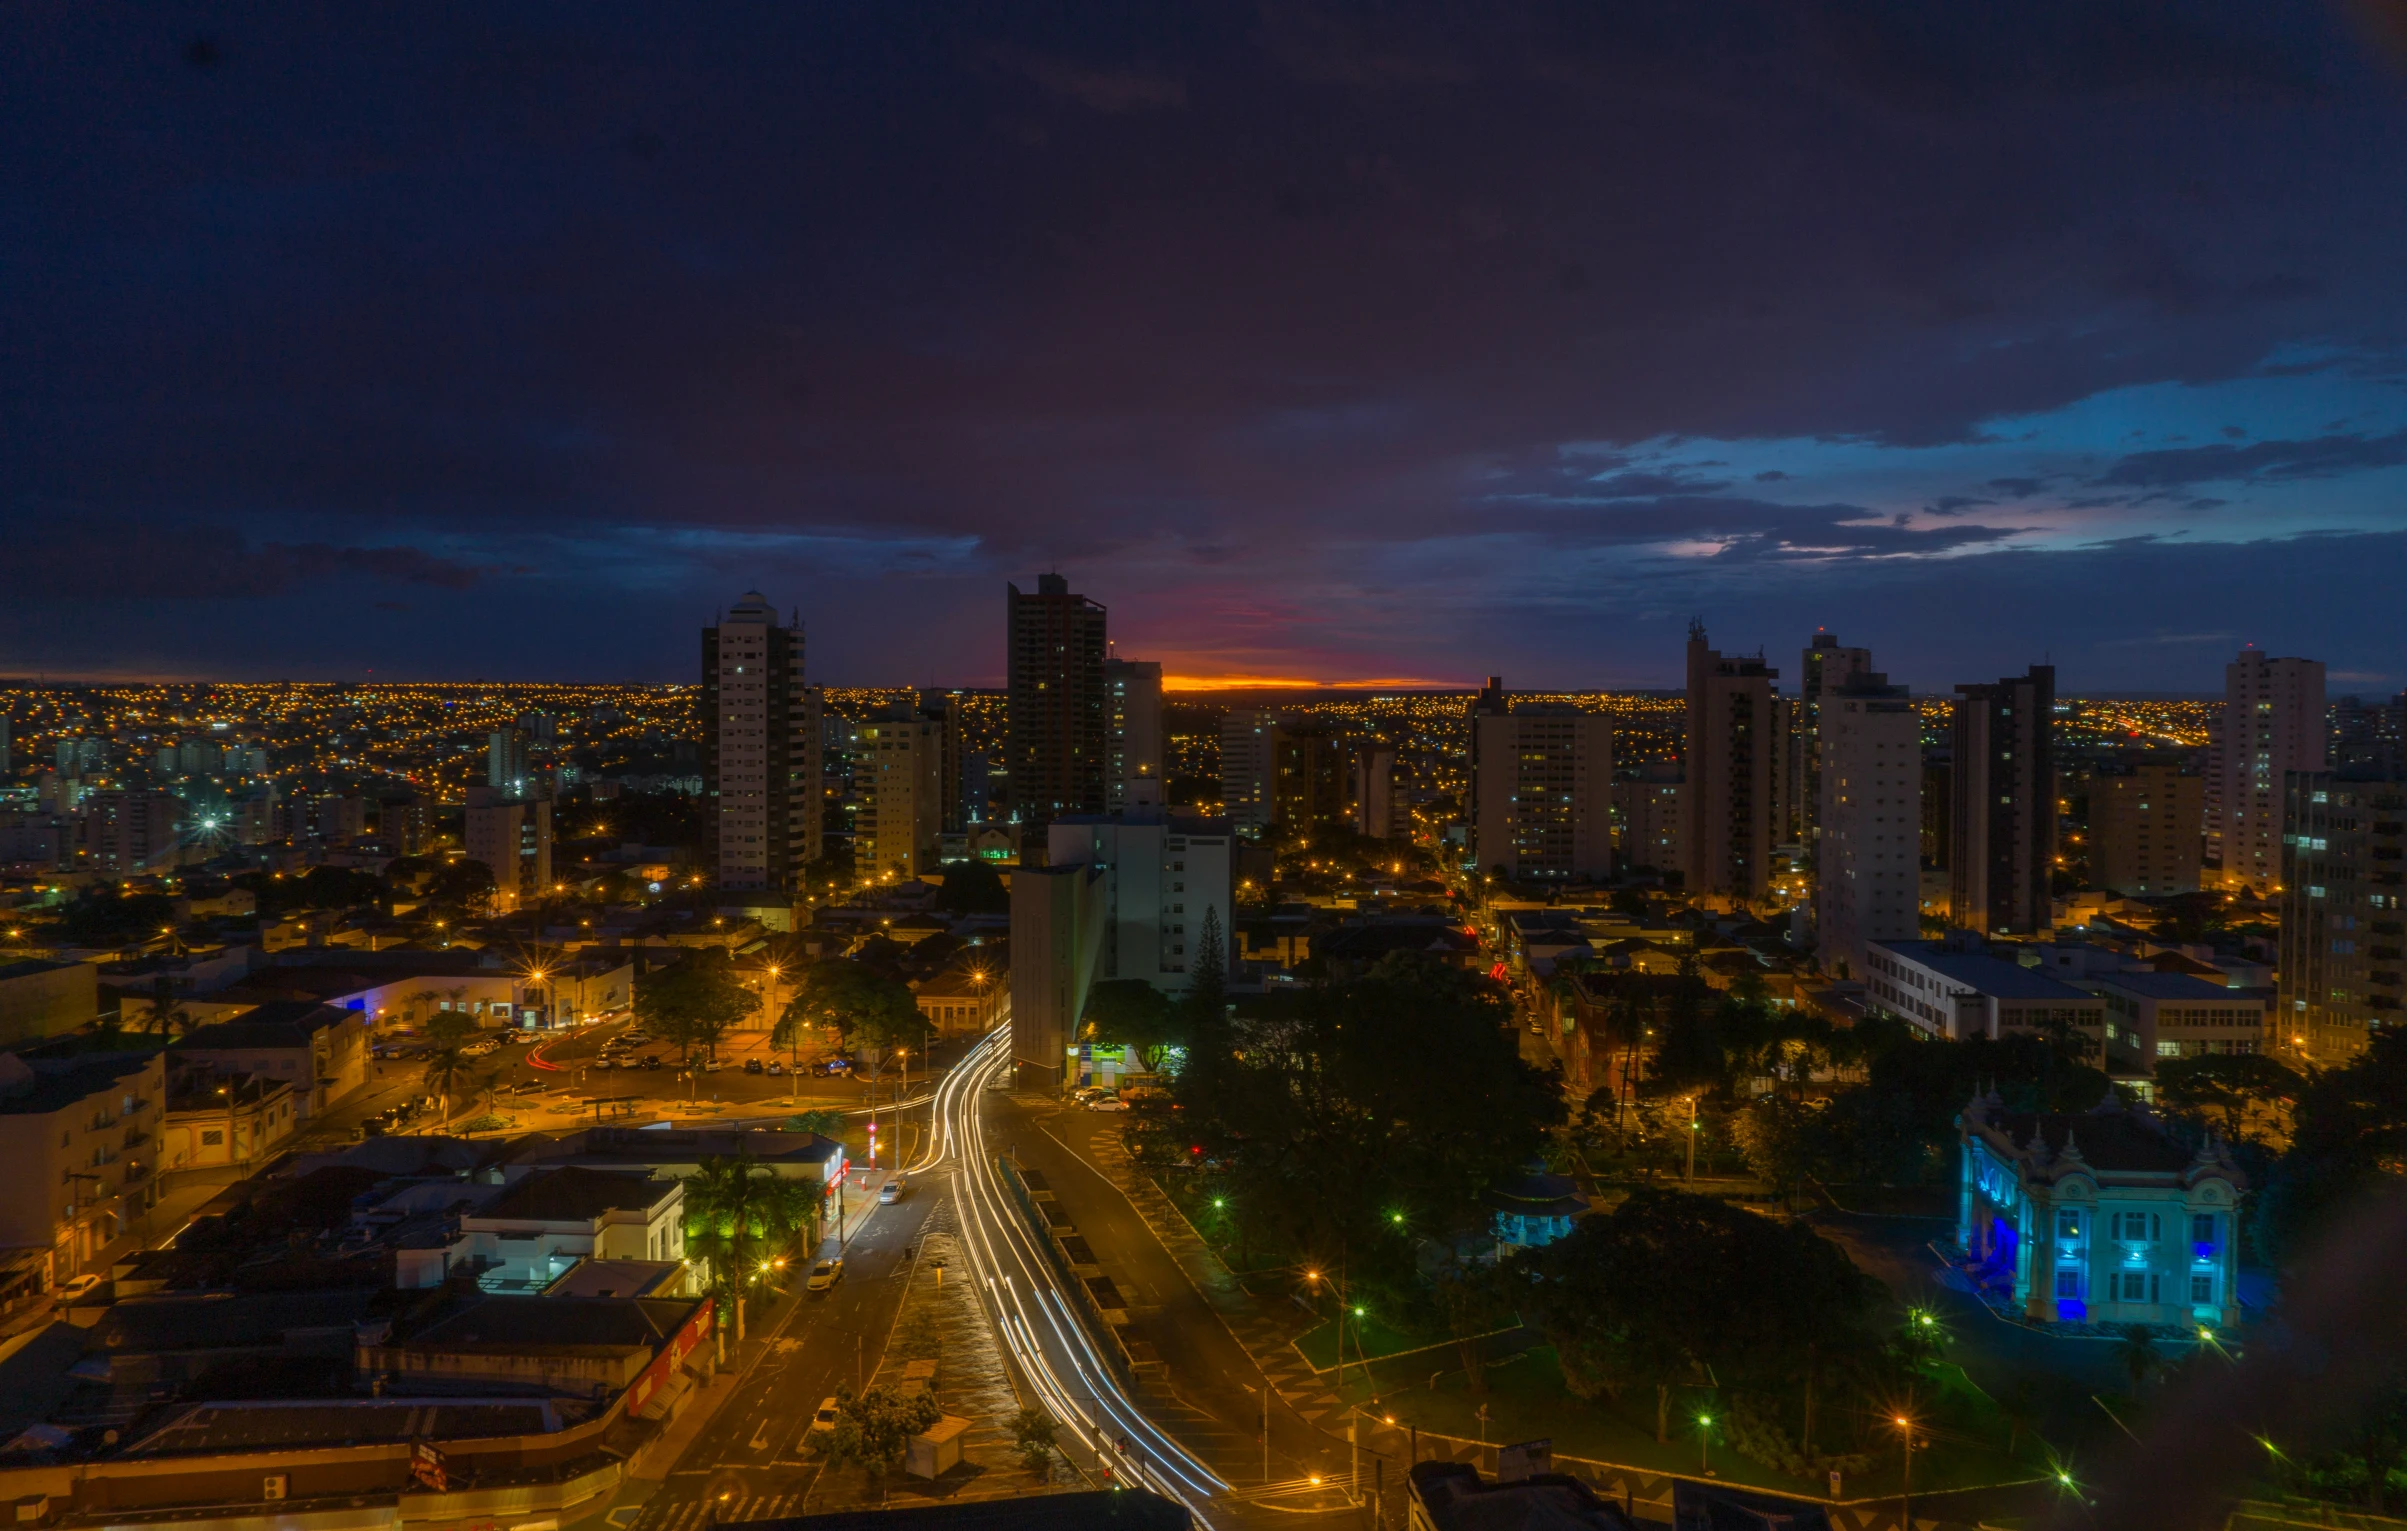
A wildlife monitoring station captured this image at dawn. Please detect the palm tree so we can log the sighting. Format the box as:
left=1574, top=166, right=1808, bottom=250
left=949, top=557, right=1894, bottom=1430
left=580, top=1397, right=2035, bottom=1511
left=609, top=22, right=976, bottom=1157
left=421, top=1037, right=479, bottom=1130
left=684, top=1153, right=816, bottom=1344
left=140, top=973, right=192, bottom=1039
left=2113, top=1323, right=2163, bottom=1394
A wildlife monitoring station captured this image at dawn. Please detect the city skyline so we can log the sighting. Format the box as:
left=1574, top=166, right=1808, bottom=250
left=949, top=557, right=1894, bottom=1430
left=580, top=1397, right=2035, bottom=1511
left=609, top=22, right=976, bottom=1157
left=6, top=6, right=2407, bottom=690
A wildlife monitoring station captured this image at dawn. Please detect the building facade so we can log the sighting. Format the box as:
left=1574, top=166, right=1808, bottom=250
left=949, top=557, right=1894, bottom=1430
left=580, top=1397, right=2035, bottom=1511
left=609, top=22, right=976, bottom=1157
left=702, top=591, right=820, bottom=894
left=1470, top=703, right=1614, bottom=883
left=1813, top=676, right=1922, bottom=982
left=1352, top=742, right=1407, bottom=841
left=1612, top=766, right=1685, bottom=872
left=1865, top=937, right=2112, bottom=1063
left=1006, top=573, right=1109, bottom=835
left=88, top=790, right=181, bottom=875
left=1956, top=1090, right=2243, bottom=1328
left=1797, top=632, right=1874, bottom=851
left=1218, top=708, right=1279, bottom=831
left=464, top=786, right=553, bottom=913
left=1682, top=626, right=1778, bottom=902
left=0, top=1048, right=168, bottom=1282
left=2090, top=761, right=2204, bottom=897
left=2221, top=649, right=2326, bottom=893
left=1950, top=665, right=2056, bottom=937
left=854, top=707, right=945, bottom=881
left=1104, top=658, right=1164, bottom=813
left=2278, top=770, right=2407, bottom=1063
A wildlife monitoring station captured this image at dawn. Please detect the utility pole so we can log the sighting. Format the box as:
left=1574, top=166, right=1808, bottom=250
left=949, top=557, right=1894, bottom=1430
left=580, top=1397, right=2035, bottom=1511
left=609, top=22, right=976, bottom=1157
left=1685, top=1095, right=1698, bottom=1183
left=1261, top=1385, right=1270, bottom=1486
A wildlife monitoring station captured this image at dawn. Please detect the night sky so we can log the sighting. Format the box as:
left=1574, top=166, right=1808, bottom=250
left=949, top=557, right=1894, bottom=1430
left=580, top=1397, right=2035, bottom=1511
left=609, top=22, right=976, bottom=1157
left=7, top=3, right=2407, bottom=693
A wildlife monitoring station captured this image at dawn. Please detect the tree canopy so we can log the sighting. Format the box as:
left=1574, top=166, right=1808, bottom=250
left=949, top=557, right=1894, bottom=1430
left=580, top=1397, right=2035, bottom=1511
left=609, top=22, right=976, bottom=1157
left=934, top=858, right=1008, bottom=914
left=1081, top=979, right=1183, bottom=1072
left=636, top=946, right=758, bottom=1060
left=776, top=958, right=921, bottom=1055
left=1176, top=951, right=1561, bottom=1290
left=1513, top=1188, right=1885, bottom=1447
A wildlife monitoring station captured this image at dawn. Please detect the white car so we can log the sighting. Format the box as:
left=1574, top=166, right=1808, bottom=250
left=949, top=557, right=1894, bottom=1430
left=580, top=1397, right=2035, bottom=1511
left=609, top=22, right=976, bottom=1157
left=806, top=1258, right=844, bottom=1293
left=55, top=1273, right=104, bottom=1303
left=879, top=1178, right=906, bottom=1205
left=808, top=1396, right=841, bottom=1436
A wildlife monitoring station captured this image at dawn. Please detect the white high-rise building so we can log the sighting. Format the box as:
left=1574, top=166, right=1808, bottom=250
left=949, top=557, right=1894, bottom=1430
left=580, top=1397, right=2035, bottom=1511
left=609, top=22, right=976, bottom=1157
left=1814, top=676, right=1922, bottom=981
left=2221, top=648, right=2325, bottom=893
left=1044, top=807, right=1234, bottom=993
left=1105, top=658, right=1164, bottom=812
left=702, top=592, right=821, bottom=894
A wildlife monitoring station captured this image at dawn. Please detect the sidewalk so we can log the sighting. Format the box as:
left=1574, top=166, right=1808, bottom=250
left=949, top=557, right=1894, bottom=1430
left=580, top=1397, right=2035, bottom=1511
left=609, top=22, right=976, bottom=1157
left=1071, top=1126, right=1350, bottom=1425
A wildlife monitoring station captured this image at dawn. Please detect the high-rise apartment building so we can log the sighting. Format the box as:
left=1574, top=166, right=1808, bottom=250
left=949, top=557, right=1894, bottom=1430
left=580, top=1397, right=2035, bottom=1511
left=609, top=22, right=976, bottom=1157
left=1007, top=574, right=1108, bottom=835
left=465, top=786, right=553, bottom=913
left=1949, top=665, right=2057, bottom=937
left=1683, top=627, right=1779, bottom=902
left=1105, top=659, right=1164, bottom=812
left=1273, top=727, right=1349, bottom=833
left=855, top=706, right=945, bottom=881
left=1814, top=675, right=1922, bottom=980
left=2090, top=761, right=2203, bottom=897
left=912, top=690, right=966, bottom=834
left=486, top=729, right=529, bottom=794
left=1352, top=742, right=1407, bottom=841
left=2220, top=650, right=2327, bottom=894
left=1614, top=765, right=1685, bottom=871
left=1470, top=698, right=1614, bottom=883
left=1219, top=709, right=1280, bottom=831
left=87, top=791, right=181, bottom=875
left=702, top=592, right=820, bottom=894
left=1797, top=633, right=1873, bottom=851
left=2278, top=770, right=2407, bottom=1063
left=2332, top=693, right=2407, bottom=776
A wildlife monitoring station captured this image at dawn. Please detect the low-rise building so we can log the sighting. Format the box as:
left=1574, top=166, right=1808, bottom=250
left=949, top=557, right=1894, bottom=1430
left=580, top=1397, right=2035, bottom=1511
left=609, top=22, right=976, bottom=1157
left=398, top=1166, right=685, bottom=1291
left=912, top=968, right=1000, bottom=1036
left=2076, top=970, right=2268, bottom=1064
left=0, top=1046, right=168, bottom=1282
left=1956, top=1088, right=2244, bottom=1328
left=161, top=1069, right=299, bottom=1171
left=171, top=1001, right=371, bottom=1118
left=1865, top=937, right=2115, bottom=1064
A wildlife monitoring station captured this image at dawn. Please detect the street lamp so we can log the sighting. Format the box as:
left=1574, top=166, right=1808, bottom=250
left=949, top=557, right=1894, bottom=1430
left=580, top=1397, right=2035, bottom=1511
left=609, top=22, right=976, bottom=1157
left=1893, top=1414, right=1917, bottom=1525
left=1697, top=1413, right=1713, bottom=1474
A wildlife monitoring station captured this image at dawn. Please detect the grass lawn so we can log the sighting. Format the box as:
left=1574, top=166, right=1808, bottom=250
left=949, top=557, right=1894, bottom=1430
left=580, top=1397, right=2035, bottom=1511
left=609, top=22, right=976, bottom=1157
left=1345, top=1343, right=2040, bottom=1502
left=1294, top=1308, right=1487, bottom=1372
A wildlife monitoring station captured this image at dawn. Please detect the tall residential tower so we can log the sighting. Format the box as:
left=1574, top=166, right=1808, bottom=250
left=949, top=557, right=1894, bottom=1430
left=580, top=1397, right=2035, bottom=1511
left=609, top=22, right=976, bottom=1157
left=1007, top=574, right=1109, bottom=838
left=702, top=592, right=821, bottom=894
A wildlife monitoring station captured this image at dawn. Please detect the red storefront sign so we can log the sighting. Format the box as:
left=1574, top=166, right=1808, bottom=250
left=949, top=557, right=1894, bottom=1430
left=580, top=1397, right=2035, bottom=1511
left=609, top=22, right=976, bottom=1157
left=625, top=1298, right=714, bottom=1417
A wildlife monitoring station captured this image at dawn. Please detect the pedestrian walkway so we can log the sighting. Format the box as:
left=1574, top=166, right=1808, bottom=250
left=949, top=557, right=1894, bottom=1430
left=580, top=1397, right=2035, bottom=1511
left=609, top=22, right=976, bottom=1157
left=802, top=1196, right=1037, bottom=1513
left=633, top=1488, right=806, bottom=1531
left=1078, top=1131, right=1351, bottom=1428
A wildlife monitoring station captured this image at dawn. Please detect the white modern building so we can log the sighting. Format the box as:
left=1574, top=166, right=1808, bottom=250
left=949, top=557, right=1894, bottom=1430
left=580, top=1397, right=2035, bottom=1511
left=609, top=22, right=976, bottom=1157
left=1865, top=937, right=2116, bottom=1065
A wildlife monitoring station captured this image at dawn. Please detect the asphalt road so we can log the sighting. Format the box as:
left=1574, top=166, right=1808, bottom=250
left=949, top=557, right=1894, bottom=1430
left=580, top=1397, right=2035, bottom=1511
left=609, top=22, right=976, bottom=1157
left=618, top=1177, right=942, bottom=1531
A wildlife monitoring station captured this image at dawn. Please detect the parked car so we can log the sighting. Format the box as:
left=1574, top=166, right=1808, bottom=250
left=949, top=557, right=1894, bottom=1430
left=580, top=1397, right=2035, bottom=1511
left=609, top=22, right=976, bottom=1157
left=806, top=1258, right=844, bottom=1294
left=766, top=1060, right=784, bottom=1076
left=879, top=1178, right=906, bottom=1205
left=1087, top=1094, right=1129, bottom=1112
left=702, top=1058, right=725, bottom=1072
left=55, top=1273, right=104, bottom=1304
left=744, top=1058, right=765, bottom=1075
left=808, top=1396, right=840, bottom=1435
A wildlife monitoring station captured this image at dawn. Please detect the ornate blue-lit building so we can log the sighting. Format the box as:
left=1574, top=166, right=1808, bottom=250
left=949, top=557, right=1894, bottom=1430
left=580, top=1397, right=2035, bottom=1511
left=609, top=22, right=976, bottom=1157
left=1956, top=1088, right=2244, bottom=1328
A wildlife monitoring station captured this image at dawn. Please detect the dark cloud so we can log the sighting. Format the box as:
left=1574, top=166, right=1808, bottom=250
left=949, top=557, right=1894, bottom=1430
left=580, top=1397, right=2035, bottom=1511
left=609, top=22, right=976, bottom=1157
left=2096, top=429, right=2407, bottom=487
left=0, top=2, right=2401, bottom=679
left=1925, top=495, right=1993, bottom=515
